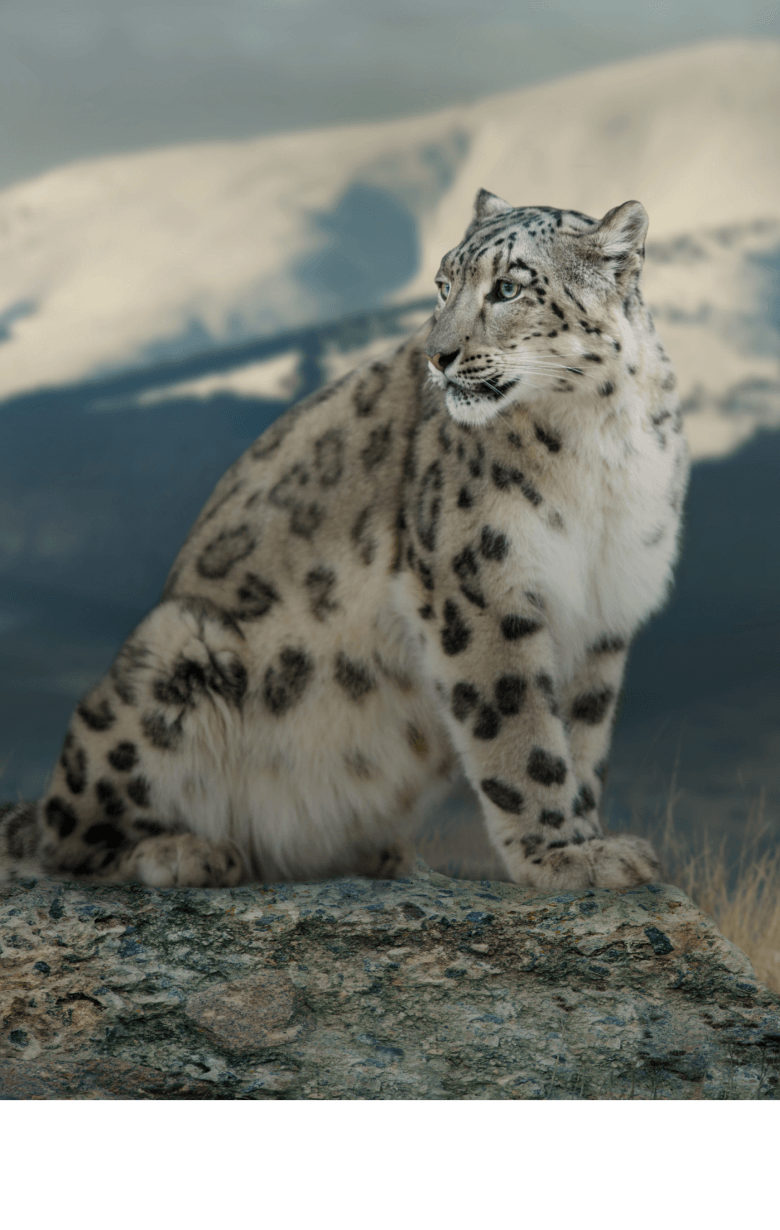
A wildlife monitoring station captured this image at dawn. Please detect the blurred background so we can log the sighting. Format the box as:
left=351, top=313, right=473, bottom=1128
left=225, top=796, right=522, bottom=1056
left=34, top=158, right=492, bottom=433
left=1, top=1, right=779, bottom=889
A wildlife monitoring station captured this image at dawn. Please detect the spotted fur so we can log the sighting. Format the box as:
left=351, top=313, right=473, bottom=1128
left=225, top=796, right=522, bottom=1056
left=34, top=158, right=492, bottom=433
left=0, top=191, right=688, bottom=890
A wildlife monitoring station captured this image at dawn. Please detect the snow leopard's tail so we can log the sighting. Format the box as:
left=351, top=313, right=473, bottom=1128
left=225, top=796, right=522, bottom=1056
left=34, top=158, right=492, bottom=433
left=0, top=801, right=42, bottom=882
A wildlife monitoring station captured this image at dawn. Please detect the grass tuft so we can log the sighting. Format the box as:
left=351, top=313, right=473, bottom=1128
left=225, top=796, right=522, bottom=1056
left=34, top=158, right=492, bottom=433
left=651, top=783, right=780, bottom=993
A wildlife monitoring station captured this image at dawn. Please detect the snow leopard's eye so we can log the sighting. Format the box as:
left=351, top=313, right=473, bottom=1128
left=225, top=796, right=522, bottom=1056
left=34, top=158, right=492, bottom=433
left=437, top=281, right=451, bottom=301
left=497, top=280, right=521, bottom=300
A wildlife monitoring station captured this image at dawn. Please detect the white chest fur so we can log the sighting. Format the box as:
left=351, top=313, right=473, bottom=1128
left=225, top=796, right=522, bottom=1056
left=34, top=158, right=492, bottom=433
left=506, top=411, right=680, bottom=677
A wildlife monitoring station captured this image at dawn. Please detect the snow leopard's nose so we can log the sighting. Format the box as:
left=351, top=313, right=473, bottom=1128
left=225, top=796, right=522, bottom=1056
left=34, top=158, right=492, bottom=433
left=428, top=349, right=460, bottom=373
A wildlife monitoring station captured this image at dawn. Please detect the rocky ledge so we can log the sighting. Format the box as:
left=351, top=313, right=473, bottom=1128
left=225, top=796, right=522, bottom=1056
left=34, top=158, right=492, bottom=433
left=1, top=859, right=778, bottom=1099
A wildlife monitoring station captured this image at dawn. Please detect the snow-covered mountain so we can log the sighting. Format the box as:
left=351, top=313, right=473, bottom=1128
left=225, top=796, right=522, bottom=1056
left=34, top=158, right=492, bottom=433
left=0, top=37, right=778, bottom=459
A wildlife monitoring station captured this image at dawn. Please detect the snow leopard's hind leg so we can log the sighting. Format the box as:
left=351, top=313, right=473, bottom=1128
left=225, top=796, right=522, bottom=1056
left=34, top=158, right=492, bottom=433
left=0, top=801, right=41, bottom=882
left=35, top=597, right=249, bottom=888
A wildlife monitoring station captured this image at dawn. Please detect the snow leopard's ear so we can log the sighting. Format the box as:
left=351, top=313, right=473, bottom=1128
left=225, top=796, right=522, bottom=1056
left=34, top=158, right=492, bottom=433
left=584, top=201, right=649, bottom=277
left=463, top=188, right=513, bottom=239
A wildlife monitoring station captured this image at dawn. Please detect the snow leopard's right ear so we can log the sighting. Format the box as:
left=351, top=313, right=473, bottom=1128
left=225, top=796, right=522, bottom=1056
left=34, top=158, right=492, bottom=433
left=463, top=188, right=513, bottom=239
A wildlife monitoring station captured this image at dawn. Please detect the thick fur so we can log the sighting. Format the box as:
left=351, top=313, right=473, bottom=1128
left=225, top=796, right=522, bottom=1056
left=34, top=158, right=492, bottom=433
left=0, top=193, right=689, bottom=889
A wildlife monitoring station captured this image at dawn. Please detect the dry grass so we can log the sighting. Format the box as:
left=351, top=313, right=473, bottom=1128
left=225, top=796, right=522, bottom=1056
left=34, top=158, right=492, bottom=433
left=647, top=777, right=780, bottom=994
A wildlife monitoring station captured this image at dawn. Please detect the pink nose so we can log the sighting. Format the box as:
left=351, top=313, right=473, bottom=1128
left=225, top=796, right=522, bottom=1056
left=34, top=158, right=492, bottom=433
left=428, top=350, right=460, bottom=372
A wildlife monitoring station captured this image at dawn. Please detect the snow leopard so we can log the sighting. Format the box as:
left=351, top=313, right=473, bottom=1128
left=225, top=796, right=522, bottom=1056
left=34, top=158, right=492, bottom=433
left=0, top=190, right=689, bottom=891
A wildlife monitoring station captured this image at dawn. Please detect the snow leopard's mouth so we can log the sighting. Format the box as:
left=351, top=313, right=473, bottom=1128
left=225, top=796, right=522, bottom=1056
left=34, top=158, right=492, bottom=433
left=427, top=365, right=520, bottom=424
left=434, top=373, right=523, bottom=426
left=445, top=377, right=519, bottom=404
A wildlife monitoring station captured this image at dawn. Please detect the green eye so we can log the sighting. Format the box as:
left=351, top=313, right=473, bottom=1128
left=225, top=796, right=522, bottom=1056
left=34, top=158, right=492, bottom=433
left=438, top=281, right=451, bottom=300
left=498, top=280, right=520, bottom=300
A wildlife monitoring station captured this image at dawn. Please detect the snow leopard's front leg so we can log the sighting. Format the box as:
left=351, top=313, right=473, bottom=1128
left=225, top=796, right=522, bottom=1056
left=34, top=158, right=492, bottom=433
left=559, top=635, right=631, bottom=828
left=428, top=597, right=658, bottom=890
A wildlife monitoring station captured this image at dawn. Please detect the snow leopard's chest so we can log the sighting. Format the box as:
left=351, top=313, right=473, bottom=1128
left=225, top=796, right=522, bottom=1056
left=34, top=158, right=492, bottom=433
left=498, top=424, right=679, bottom=673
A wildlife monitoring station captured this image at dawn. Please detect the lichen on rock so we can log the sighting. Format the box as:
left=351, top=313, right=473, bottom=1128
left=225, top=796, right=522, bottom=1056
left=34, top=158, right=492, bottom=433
left=1, top=859, right=778, bottom=1099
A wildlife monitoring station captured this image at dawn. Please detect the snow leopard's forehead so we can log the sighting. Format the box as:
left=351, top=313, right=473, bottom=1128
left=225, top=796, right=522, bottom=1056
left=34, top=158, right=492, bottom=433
left=442, top=206, right=598, bottom=279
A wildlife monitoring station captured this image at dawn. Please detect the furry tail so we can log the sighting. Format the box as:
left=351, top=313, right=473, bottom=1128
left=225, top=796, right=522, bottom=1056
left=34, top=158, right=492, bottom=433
left=0, top=801, right=41, bottom=882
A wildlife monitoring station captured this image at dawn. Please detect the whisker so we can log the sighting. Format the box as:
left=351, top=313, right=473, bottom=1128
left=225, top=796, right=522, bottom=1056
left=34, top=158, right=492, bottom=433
left=497, top=358, right=592, bottom=370
left=492, top=359, right=583, bottom=369
left=503, top=350, right=602, bottom=361
left=478, top=377, right=500, bottom=392
left=497, top=362, right=600, bottom=381
left=453, top=358, right=602, bottom=402
left=478, top=380, right=516, bottom=419
left=471, top=369, right=571, bottom=384
left=507, top=376, right=545, bottom=392
left=495, top=361, right=583, bottom=372
left=474, top=374, right=544, bottom=397
left=452, top=346, right=612, bottom=402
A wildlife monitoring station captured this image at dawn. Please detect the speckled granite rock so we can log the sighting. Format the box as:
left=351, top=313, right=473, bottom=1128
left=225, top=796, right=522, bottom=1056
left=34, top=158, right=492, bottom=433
left=2, top=859, right=779, bottom=1099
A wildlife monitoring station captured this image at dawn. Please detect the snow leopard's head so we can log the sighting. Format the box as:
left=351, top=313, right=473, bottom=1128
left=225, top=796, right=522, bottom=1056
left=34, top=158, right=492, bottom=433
left=425, top=189, right=648, bottom=425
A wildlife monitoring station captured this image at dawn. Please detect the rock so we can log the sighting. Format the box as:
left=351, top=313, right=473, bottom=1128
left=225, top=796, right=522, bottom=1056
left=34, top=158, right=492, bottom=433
left=1, top=859, right=778, bottom=1099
